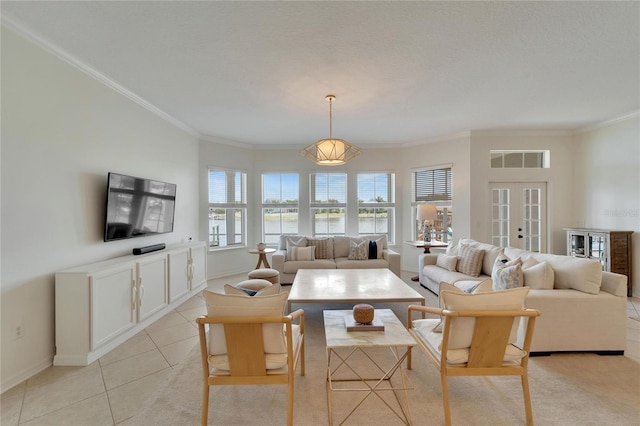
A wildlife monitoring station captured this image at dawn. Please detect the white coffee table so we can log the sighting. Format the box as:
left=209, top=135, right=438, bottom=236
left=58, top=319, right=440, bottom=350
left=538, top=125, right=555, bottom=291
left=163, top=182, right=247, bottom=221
left=324, top=309, right=416, bottom=425
left=286, top=269, right=425, bottom=313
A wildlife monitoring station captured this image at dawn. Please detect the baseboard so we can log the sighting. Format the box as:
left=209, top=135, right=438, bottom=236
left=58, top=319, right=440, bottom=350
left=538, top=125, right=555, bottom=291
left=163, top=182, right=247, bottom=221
left=1, top=355, right=52, bottom=393
left=530, top=350, right=625, bottom=357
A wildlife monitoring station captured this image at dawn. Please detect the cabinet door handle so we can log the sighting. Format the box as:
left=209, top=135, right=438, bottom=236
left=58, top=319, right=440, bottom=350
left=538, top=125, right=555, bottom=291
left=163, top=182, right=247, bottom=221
left=139, top=281, right=144, bottom=307
left=132, top=280, right=137, bottom=310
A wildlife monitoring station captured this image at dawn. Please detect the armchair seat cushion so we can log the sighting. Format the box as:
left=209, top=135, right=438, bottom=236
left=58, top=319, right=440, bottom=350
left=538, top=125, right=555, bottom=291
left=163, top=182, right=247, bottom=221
left=412, top=318, right=527, bottom=365
left=209, top=324, right=301, bottom=373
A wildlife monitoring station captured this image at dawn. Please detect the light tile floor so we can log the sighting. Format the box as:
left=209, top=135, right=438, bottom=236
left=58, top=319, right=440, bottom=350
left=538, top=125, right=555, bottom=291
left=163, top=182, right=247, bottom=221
left=2, top=272, right=640, bottom=425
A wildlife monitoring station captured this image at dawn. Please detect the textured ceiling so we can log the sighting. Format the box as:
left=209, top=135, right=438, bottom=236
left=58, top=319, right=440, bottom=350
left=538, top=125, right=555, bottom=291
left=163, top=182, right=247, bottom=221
left=2, top=1, right=639, bottom=147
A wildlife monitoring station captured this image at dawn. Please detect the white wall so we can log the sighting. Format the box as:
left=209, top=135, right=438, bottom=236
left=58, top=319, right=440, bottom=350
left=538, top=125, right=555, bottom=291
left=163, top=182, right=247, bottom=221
left=198, top=141, right=404, bottom=278
left=1, top=28, right=200, bottom=390
left=468, top=130, right=576, bottom=254
left=400, top=134, right=472, bottom=272
left=573, top=114, right=640, bottom=297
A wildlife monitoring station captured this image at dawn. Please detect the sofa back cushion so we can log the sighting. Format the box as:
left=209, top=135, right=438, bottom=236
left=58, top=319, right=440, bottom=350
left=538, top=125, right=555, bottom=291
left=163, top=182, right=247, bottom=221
left=279, top=235, right=307, bottom=250
left=333, top=236, right=360, bottom=258
left=504, top=247, right=603, bottom=294
left=534, top=252, right=602, bottom=294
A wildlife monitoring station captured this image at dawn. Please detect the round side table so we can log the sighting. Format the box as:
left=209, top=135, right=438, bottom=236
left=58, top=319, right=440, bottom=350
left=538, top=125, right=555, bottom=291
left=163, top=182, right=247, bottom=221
left=248, top=248, right=276, bottom=269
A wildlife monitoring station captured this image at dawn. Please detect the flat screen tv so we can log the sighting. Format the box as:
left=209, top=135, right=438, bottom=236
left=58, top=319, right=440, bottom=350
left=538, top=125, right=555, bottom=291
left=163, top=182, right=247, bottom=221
left=104, top=172, right=177, bottom=242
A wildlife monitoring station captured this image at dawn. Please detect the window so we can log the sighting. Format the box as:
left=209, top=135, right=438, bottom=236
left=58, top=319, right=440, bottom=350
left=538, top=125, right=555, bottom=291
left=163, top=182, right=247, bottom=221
left=310, top=173, right=346, bottom=237
left=208, top=168, right=246, bottom=248
left=262, top=173, right=299, bottom=245
left=413, top=166, right=453, bottom=241
left=490, top=150, right=550, bottom=168
left=357, top=173, right=395, bottom=242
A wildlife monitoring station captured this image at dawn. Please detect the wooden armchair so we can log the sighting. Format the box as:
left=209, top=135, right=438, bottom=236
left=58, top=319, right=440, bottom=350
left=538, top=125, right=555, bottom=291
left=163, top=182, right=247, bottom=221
left=407, top=288, right=540, bottom=426
left=197, top=291, right=305, bottom=426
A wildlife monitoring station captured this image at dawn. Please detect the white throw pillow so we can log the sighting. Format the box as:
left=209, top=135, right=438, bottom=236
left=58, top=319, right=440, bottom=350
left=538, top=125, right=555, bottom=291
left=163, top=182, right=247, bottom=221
left=285, top=236, right=307, bottom=253
left=348, top=240, right=368, bottom=260
left=522, top=257, right=555, bottom=290
left=203, top=290, right=289, bottom=356
left=436, top=254, right=458, bottom=271
left=491, top=255, right=524, bottom=290
left=287, top=246, right=315, bottom=261
left=440, top=287, right=529, bottom=349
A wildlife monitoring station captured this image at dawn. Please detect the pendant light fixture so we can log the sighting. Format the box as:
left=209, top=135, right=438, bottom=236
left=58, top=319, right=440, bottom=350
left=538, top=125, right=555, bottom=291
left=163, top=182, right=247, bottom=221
left=301, top=94, right=361, bottom=166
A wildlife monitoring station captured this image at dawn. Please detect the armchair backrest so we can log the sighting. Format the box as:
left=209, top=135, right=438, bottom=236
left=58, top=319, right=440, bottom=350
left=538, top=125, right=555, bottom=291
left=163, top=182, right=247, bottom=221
left=203, top=291, right=289, bottom=365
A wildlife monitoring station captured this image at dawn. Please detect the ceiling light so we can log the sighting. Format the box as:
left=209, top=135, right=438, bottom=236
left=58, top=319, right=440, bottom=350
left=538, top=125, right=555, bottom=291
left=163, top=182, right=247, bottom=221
left=301, top=95, right=360, bottom=166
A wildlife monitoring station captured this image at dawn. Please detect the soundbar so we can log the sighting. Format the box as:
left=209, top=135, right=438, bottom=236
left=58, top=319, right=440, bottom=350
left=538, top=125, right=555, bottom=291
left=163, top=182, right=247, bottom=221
left=132, top=243, right=166, bottom=255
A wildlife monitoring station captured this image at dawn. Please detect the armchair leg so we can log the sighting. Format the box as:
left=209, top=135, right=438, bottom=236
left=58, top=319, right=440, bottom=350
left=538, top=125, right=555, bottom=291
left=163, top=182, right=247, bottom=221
left=521, top=373, right=534, bottom=426
left=201, top=384, right=210, bottom=426
left=441, top=374, right=452, bottom=426
left=287, top=379, right=294, bottom=426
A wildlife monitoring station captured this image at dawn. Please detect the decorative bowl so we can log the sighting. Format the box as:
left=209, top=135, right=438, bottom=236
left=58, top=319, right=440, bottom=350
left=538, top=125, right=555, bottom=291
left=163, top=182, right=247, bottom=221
left=256, top=243, right=266, bottom=251
left=353, top=304, right=375, bottom=324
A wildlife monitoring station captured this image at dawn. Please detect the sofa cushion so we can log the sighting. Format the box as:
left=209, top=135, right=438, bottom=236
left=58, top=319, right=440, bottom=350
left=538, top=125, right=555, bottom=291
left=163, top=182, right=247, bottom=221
left=440, top=287, right=529, bottom=349
left=436, top=254, right=458, bottom=271
left=334, top=236, right=360, bottom=258
left=491, top=254, right=524, bottom=290
left=423, top=265, right=485, bottom=287
left=307, top=237, right=333, bottom=259
left=335, top=258, right=389, bottom=270
left=348, top=240, right=369, bottom=260
left=535, top=253, right=602, bottom=294
left=456, top=244, right=485, bottom=277
left=283, top=259, right=336, bottom=273
left=522, top=257, right=555, bottom=290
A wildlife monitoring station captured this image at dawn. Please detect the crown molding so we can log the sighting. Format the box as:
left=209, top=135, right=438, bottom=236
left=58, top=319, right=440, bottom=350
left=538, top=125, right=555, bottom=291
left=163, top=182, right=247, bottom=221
left=574, top=110, right=640, bottom=134
left=402, top=131, right=471, bottom=148
left=1, top=15, right=200, bottom=138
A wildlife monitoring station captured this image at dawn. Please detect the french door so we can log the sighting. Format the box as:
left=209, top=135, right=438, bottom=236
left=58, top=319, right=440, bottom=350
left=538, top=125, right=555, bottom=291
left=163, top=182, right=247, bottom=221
left=489, top=182, right=547, bottom=252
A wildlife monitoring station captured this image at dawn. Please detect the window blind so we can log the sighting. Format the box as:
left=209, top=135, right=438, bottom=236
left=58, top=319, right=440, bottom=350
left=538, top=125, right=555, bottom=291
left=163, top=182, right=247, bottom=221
left=414, top=168, right=452, bottom=202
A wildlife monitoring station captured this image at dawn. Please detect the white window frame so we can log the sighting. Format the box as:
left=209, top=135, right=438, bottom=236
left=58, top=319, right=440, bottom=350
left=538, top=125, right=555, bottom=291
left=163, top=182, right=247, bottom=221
left=357, top=172, right=395, bottom=243
left=207, top=168, right=247, bottom=249
left=310, top=172, right=347, bottom=237
left=261, top=173, right=299, bottom=246
left=412, top=165, right=453, bottom=242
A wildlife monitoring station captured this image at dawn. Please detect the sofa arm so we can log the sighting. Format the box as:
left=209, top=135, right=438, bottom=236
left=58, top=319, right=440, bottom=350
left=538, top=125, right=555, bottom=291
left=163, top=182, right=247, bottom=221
left=272, top=249, right=286, bottom=275
left=417, top=253, right=439, bottom=285
left=384, top=249, right=401, bottom=277
left=600, top=271, right=627, bottom=297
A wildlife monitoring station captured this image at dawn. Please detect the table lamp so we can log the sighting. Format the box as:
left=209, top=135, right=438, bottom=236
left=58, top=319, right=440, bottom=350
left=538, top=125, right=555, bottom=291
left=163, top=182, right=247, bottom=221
left=417, top=204, right=438, bottom=242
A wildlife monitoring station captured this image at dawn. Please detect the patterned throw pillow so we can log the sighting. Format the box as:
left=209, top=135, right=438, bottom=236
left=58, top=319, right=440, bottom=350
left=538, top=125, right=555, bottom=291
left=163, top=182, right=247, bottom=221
left=348, top=240, right=368, bottom=260
left=307, top=237, right=333, bottom=259
left=491, top=254, right=524, bottom=290
left=287, top=246, right=315, bottom=261
left=285, top=237, right=308, bottom=260
left=456, top=244, right=485, bottom=277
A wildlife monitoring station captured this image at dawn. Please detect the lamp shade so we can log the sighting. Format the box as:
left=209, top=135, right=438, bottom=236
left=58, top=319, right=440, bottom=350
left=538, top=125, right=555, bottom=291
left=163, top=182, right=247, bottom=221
left=417, top=204, right=438, bottom=222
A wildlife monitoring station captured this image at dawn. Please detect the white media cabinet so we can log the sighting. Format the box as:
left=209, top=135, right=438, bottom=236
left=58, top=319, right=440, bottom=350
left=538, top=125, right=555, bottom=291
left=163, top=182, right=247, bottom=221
left=54, top=241, right=207, bottom=366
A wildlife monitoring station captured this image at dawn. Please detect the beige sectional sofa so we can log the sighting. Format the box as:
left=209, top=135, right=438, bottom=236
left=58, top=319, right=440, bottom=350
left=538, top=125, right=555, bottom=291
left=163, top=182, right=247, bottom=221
left=272, top=235, right=401, bottom=284
left=418, top=239, right=628, bottom=355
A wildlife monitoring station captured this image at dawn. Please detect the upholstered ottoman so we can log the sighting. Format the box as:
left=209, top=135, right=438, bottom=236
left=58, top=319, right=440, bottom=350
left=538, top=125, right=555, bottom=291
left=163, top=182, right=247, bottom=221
left=247, top=268, right=280, bottom=285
